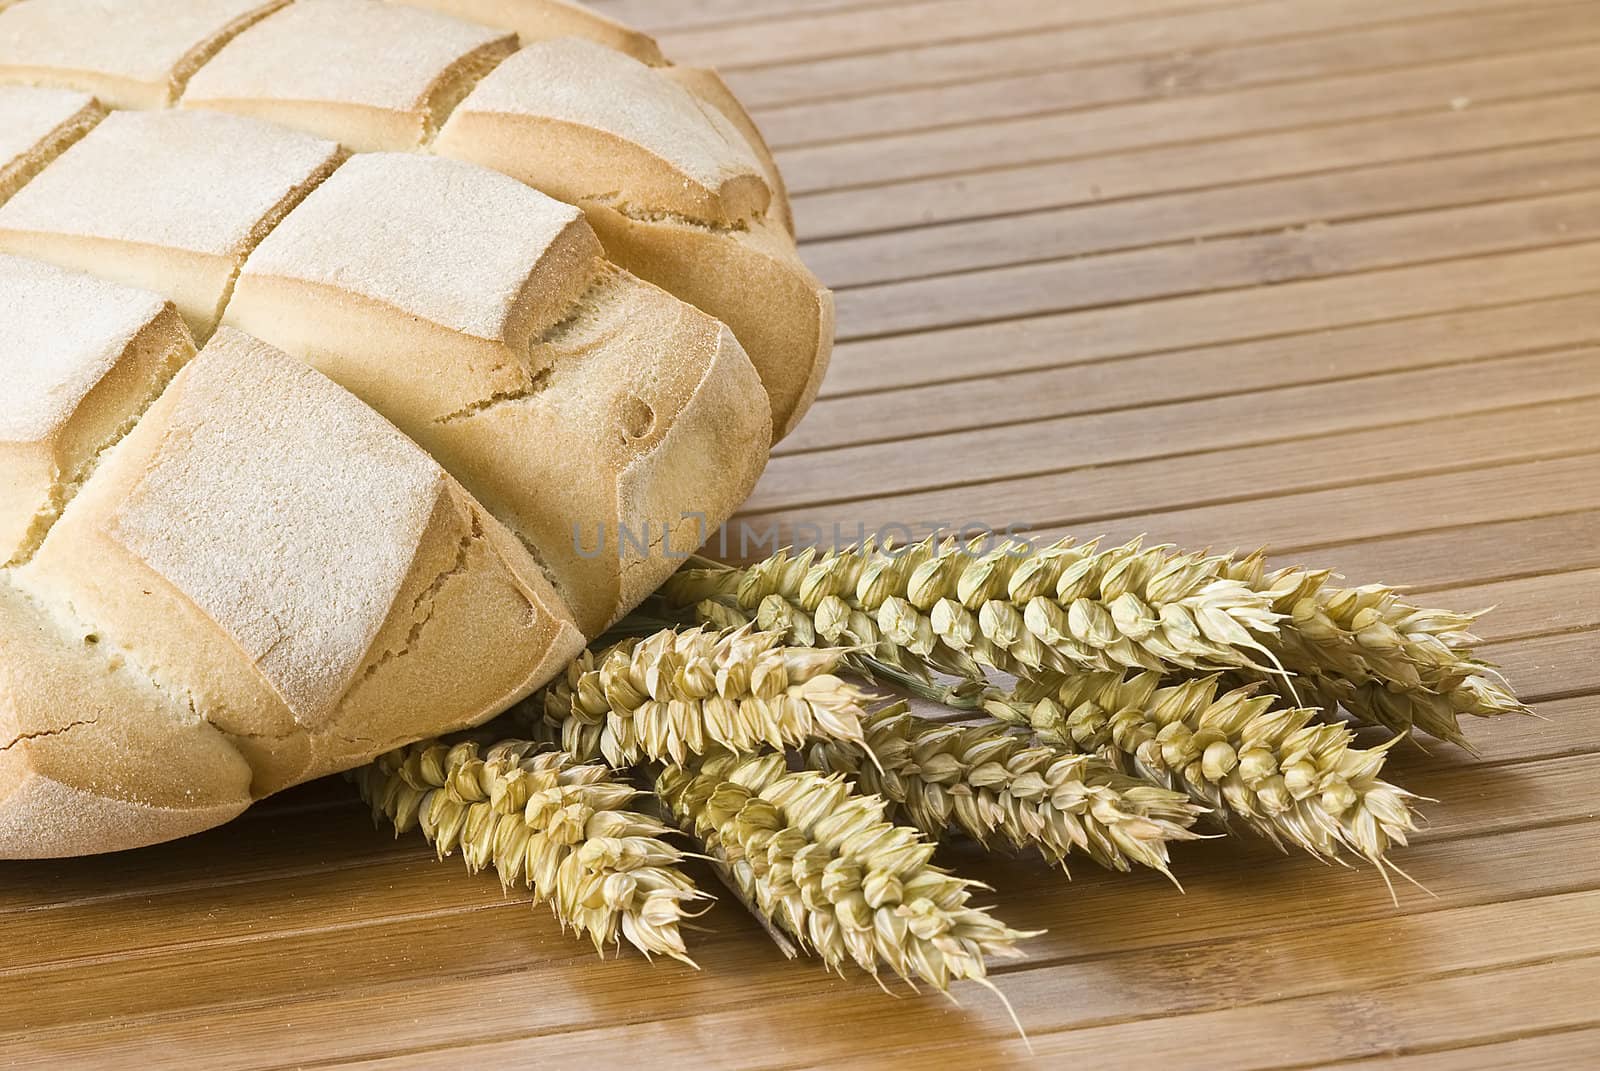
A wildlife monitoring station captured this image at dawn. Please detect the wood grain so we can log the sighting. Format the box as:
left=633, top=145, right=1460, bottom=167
left=5, top=3, right=1597, bottom=1068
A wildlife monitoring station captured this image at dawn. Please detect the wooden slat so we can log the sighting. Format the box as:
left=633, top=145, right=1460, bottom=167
left=727, top=0, right=1578, bottom=107
left=654, top=0, right=1232, bottom=69
left=822, top=242, right=1600, bottom=395
left=795, top=90, right=1600, bottom=240
left=789, top=294, right=1600, bottom=451
left=1295, top=510, right=1600, bottom=592
left=807, top=139, right=1600, bottom=290
left=1417, top=569, right=1600, bottom=644
left=747, top=349, right=1600, bottom=513
left=1023, top=454, right=1600, bottom=558
left=1308, top=1028, right=1600, bottom=1070
left=756, top=0, right=1592, bottom=146
left=594, top=0, right=911, bottom=34
left=776, top=42, right=1600, bottom=193
left=832, top=189, right=1600, bottom=340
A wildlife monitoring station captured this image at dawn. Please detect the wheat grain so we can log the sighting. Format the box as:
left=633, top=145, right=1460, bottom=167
left=354, top=737, right=704, bottom=962
left=656, top=750, right=1034, bottom=992
left=807, top=704, right=1203, bottom=880
left=1223, top=554, right=1529, bottom=746
left=528, top=625, right=877, bottom=768
left=673, top=592, right=991, bottom=711
left=986, top=671, right=1420, bottom=871
left=663, top=553, right=986, bottom=691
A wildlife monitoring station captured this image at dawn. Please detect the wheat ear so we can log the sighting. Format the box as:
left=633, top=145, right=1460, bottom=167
left=354, top=737, right=704, bottom=963
left=1223, top=554, right=1529, bottom=746
left=662, top=538, right=1285, bottom=681
left=526, top=625, right=877, bottom=768
left=807, top=703, right=1204, bottom=881
left=986, top=671, right=1421, bottom=871
left=656, top=750, right=1035, bottom=992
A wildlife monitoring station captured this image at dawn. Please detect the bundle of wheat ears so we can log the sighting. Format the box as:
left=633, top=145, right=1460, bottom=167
left=352, top=536, right=1529, bottom=999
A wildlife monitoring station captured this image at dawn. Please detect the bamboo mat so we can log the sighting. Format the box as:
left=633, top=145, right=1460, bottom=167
left=7, top=1, right=1600, bottom=1067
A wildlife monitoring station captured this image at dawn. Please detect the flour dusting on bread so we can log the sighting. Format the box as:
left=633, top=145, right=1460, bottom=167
left=110, top=330, right=446, bottom=725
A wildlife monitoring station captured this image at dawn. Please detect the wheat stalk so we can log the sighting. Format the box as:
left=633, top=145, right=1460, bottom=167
left=1222, top=554, right=1529, bottom=746
left=985, top=671, right=1421, bottom=875
left=656, top=750, right=1034, bottom=994
left=662, top=538, right=1286, bottom=681
left=525, top=625, right=877, bottom=768
left=806, top=703, right=1204, bottom=881
left=354, top=737, right=704, bottom=962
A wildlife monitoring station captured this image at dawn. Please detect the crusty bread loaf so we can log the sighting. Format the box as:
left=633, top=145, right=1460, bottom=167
left=436, top=38, right=830, bottom=437
left=0, top=0, right=821, bottom=856
left=399, top=0, right=666, bottom=64
left=1, top=0, right=826, bottom=440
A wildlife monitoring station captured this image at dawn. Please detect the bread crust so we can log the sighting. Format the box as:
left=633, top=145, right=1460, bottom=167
left=660, top=66, right=796, bottom=238
left=435, top=40, right=831, bottom=438
left=583, top=207, right=833, bottom=441
left=0, top=110, right=343, bottom=338
left=0, top=87, right=104, bottom=208
left=398, top=0, right=665, bottom=64
left=422, top=268, right=772, bottom=632
left=181, top=0, right=518, bottom=152
left=0, top=580, right=254, bottom=859
left=0, top=0, right=289, bottom=109
left=0, top=255, right=199, bottom=565
left=225, top=152, right=771, bottom=633
left=3, top=326, right=583, bottom=854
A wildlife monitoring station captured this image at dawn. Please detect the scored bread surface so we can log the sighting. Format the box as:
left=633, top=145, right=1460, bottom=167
left=182, top=0, right=518, bottom=151
left=226, top=152, right=770, bottom=634
left=436, top=36, right=832, bottom=437
left=403, top=0, right=666, bottom=63
left=0, top=0, right=825, bottom=439
left=0, top=0, right=823, bottom=855
left=4, top=306, right=585, bottom=854
left=232, top=152, right=594, bottom=358
left=0, top=0, right=289, bottom=109
left=441, top=39, right=770, bottom=223
left=0, top=109, right=344, bottom=336
left=0, top=86, right=104, bottom=205
left=0, top=253, right=194, bottom=566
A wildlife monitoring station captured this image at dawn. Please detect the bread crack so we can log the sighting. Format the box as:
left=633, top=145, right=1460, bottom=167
left=7, top=340, right=191, bottom=568
left=430, top=367, right=553, bottom=425
left=590, top=193, right=753, bottom=234
left=354, top=513, right=482, bottom=682
left=427, top=271, right=613, bottom=426
left=0, top=717, right=98, bottom=752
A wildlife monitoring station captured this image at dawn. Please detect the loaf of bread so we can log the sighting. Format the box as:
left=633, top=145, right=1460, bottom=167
left=0, top=0, right=824, bottom=856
